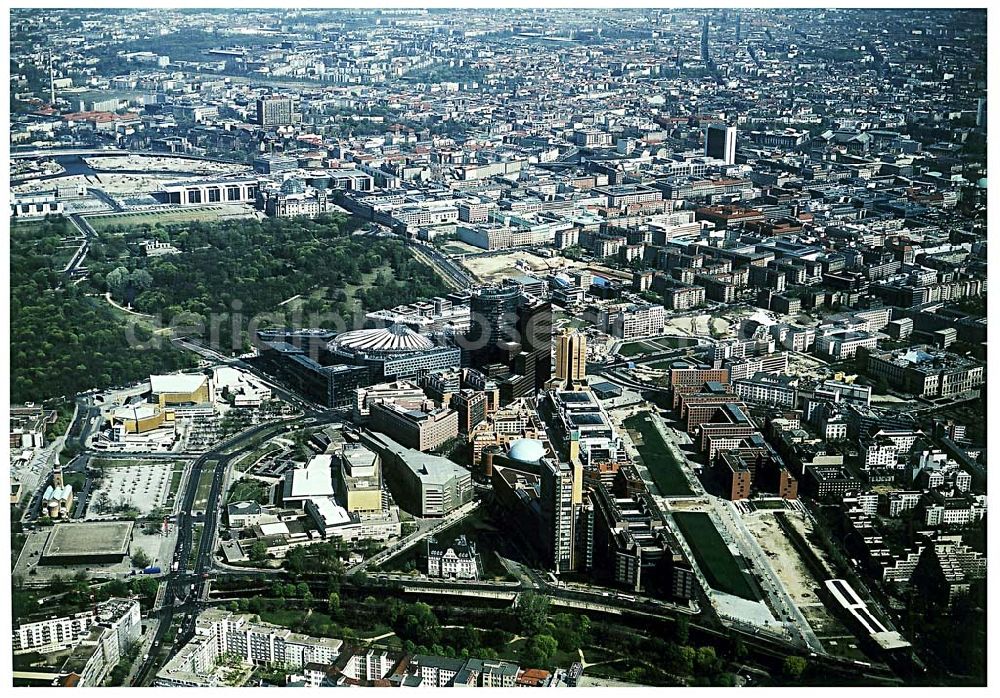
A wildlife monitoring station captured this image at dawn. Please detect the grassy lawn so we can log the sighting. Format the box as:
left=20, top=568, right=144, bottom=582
left=618, top=341, right=658, bottom=357
left=620, top=337, right=698, bottom=358
left=672, top=511, right=759, bottom=601
left=52, top=245, right=79, bottom=270
left=752, top=499, right=789, bottom=510
left=498, top=637, right=527, bottom=662
left=234, top=445, right=282, bottom=473
left=655, top=336, right=699, bottom=349
left=227, top=478, right=271, bottom=505
left=188, top=525, right=203, bottom=568
left=623, top=413, right=695, bottom=497
left=10, top=219, right=51, bottom=236
left=258, top=607, right=308, bottom=628
left=193, top=465, right=216, bottom=509
left=92, top=458, right=151, bottom=469
left=63, top=472, right=87, bottom=491
left=168, top=466, right=184, bottom=497
left=84, top=206, right=252, bottom=232
left=341, top=264, right=392, bottom=312
left=645, top=360, right=677, bottom=370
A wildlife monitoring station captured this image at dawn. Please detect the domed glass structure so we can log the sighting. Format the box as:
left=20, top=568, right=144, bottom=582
left=507, top=438, right=546, bottom=464
left=280, top=177, right=305, bottom=195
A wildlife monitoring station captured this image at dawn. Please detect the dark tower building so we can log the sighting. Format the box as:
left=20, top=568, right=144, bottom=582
left=705, top=123, right=737, bottom=165
left=735, top=13, right=741, bottom=43
left=515, top=295, right=553, bottom=392
left=464, top=280, right=522, bottom=369
left=463, top=282, right=553, bottom=405
left=701, top=16, right=710, bottom=64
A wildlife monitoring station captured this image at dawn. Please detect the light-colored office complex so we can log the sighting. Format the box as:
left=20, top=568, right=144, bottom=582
left=361, top=431, right=472, bottom=517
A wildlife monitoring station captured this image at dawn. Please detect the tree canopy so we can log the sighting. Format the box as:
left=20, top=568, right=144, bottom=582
left=10, top=217, right=194, bottom=403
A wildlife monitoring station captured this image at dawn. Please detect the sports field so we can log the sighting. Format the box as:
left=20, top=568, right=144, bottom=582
left=623, top=412, right=695, bottom=497
left=673, top=511, right=759, bottom=600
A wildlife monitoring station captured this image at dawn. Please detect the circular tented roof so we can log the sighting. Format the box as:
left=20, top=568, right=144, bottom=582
left=330, top=323, right=434, bottom=354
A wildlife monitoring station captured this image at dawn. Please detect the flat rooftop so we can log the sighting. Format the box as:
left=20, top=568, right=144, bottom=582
left=150, top=373, right=208, bottom=394
left=283, top=455, right=335, bottom=500
left=42, top=521, right=133, bottom=558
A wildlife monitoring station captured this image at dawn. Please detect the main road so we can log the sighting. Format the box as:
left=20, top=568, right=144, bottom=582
left=131, top=409, right=342, bottom=685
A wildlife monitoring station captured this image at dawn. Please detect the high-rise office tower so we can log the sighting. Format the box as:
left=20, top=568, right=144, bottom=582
left=465, top=282, right=552, bottom=402
left=257, top=96, right=295, bottom=127
left=555, top=329, right=587, bottom=390
left=539, top=457, right=583, bottom=573
left=465, top=280, right=522, bottom=369
left=701, top=16, right=710, bottom=64
left=48, top=52, right=56, bottom=105
left=735, top=13, right=741, bottom=43
left=515, top=295, right=553, bottom=392
left=705, top=123, right=737, bottom=165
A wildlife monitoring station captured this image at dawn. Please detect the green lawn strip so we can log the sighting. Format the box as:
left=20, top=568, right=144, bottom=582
left=672, top=511, right=759, bottom=601
left=84, top=207, right=249, bottom=232
left=623, top=413, right=695, bottom=497
left=193, top=466, right=216, bottom=508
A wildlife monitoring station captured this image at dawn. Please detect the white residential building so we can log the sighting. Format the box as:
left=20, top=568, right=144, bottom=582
left=156, top=610, right=343, bottom=687
left=426, top=534, right=479, bottom=580
left=608, top=302, right=666, bottom=340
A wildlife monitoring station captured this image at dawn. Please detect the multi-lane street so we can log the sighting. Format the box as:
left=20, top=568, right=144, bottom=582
left=131, top=409, right=341, bottom=685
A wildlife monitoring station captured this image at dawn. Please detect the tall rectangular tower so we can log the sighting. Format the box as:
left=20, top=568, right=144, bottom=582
left=705, top=123, right=737, bottom=165
left=555, top=329, right=587, bottom=389
left=539, top=457, right=578, bottom=573
left=257, top=96, right=294, bottom=127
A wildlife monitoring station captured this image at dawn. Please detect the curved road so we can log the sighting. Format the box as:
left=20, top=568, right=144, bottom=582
left=132, top=410, right=342, bottom=686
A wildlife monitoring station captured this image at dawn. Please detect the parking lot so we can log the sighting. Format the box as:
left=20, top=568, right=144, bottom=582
left=86, top=462, right=172, bottom=518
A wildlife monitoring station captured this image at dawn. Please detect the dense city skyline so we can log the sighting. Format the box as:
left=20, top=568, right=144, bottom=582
left=7, top=6, right=989, bottom=689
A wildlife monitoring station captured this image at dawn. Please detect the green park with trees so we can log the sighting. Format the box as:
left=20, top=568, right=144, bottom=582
left=90, top=212, right=450, bottom=353
left=10, top=216, right=194, bottom=404
left=11, top=212, right=450, bottom=403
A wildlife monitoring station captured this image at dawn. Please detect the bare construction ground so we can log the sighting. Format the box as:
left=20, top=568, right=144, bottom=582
left=83, top=155, right=250, bottom=175
left=744, top=513, right=868, bottom=656
left=665, top=313, right=734, bottom=339
left=745, top=515, right=823, bottom=607
left=460, top=250, right=587, bottom=282
left=13, top=172, right=177, bottom=196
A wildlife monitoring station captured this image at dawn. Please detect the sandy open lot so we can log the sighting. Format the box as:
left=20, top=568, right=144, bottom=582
left=460, top=250, right=588, bottom=282
left=745, top=515, right=822, bottom=607
left=13, top=172, right=180, bottom=196
left=742, top=512, right=860, bottom=645
left=84, top=154, right=251, bottom=176
left=666, top=313, right=734, bottom=339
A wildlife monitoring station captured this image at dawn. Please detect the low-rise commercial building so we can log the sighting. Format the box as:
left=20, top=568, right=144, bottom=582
left=369, top=401, right=459, bottom=452
left=863, top=347, right=985, bottom=398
